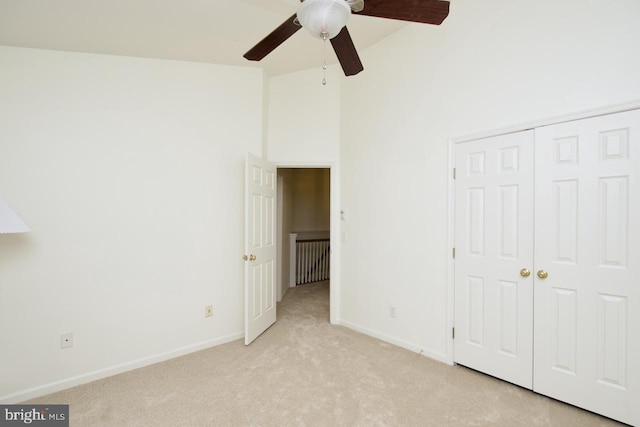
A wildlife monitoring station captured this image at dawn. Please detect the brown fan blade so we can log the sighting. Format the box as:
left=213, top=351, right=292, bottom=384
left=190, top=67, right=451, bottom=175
left=354, top=0, right=450, bottom=25
left=244, top=14, right=301, bottom=61
left=330, top=27, right=364, bottom=76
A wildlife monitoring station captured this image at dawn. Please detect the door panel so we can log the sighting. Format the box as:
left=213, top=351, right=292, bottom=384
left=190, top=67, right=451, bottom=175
left=245, top=154, right=277, bottom=345
left=454, top=130, right=535, bottom=389
left=454, top=109, right=640, bottom=425
left=533, top=109, right=640, bottom=426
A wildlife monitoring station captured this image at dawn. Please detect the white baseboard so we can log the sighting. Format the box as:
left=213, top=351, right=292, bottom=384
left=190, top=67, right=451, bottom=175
left=337, top=320, right=448, bottom=364
left=1, top=332, right=244, bottom=404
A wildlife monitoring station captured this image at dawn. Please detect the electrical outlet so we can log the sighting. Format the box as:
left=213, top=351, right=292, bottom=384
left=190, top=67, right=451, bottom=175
left=60, top=333, right=73, bottom=349
left=205, top=305, right=213, bottom=318
left=389, top=306, right=397, bottom=318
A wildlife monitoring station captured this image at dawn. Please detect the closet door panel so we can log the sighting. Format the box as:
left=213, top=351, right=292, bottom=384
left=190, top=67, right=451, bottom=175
left=454, top=130, right=535, bottom=389
left=533, top=109, right=640, bottom=426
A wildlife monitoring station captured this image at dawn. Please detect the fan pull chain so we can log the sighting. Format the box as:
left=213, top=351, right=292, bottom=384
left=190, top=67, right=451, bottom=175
left=321, top=32, right=328, bottom=86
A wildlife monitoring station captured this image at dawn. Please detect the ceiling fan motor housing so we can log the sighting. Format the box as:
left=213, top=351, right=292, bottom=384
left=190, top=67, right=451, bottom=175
left=297, top=0, right=351, bottom=39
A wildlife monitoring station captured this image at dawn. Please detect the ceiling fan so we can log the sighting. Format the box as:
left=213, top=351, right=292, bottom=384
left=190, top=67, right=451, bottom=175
left=243, top=0, right=450, bottom=76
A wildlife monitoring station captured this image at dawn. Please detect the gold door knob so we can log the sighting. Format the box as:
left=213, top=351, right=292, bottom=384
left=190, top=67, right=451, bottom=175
left=520, top=268, right=531, bottom=277
left=537, top=270, right=548, bottom=279
left=249, top=254, right=256, bottom=261
left=242, top=255, right=248, bottom=261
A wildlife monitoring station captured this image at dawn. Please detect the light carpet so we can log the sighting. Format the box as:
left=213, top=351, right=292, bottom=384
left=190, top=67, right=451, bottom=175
left=27, top=281, right=621, bottom=426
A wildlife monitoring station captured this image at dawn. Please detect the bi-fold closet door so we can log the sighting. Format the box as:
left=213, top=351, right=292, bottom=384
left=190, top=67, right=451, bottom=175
left=453, top=109, right=639, bottom=426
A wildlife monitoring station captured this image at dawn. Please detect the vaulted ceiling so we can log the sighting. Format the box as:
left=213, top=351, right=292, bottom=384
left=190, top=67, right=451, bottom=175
left=0, top=0, right=409, bottom=76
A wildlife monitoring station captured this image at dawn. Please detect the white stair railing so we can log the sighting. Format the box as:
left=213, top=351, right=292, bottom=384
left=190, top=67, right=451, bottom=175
left=289, top=231, right=330, bottom=286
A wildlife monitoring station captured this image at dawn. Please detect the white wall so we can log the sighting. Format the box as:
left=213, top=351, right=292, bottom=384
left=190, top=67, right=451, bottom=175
left=339, top=0, right=640, bottom=361
left=0, top=46, right=263, bottom=401
left=266, top=67, right=341, bottom=163
left=267, top=67, right=342, bottom=322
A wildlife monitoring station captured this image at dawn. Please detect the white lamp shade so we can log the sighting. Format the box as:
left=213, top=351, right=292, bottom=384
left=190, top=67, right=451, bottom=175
left=297, top=0, right=351, bottom=40
left=0, top=197, right=31, bottom=234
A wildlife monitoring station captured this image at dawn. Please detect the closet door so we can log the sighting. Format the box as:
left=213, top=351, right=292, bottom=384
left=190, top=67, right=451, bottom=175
left=454, top=130, right=535, bottom=389
left=533, top=109, right=640, bottom=426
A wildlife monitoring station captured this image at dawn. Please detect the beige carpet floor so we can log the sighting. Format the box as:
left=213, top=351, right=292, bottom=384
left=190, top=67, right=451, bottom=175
left=28, top=281, right=622, bottom=426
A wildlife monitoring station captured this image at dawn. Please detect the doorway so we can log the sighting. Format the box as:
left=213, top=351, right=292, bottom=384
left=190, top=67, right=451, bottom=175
left=276, top=167, right=331, bottom=309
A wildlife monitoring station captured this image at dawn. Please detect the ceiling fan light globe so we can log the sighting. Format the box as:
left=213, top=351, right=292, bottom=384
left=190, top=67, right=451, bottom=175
left=297, top=0, right=351, bottom=40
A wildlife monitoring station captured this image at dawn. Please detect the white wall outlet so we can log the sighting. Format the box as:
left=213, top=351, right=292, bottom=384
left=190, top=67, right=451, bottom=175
left=60, top=333, right=73, bottom=349
left=389, top=306, right=397, bottom=318
left=205, top=305, right=213, bottom=318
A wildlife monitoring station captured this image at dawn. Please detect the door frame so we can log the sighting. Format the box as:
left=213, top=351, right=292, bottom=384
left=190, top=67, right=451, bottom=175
left=445, top=100, right=640, bottom=365
left=275, top=161, right=340, bottom=325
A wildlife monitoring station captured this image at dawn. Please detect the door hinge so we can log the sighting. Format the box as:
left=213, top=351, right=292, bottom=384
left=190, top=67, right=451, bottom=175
left=452, top=247, right=456, bottom=259
left=452, top=327, right=455, bottom=339
left=453, top=168, right=456, bottom=179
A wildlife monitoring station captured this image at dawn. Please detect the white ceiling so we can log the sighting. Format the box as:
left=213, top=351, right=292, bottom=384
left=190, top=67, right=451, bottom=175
left=0, top=0, right=409, bottom=76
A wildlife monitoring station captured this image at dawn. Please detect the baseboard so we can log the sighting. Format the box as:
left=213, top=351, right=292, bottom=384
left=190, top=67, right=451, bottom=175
left=1, top=331, right=244, bottom=404
left=337, top=320, right=448, bottom=364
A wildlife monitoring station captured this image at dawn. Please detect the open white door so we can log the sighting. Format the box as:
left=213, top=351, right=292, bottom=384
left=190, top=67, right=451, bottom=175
left=244, top=153, right=277, bottom=345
